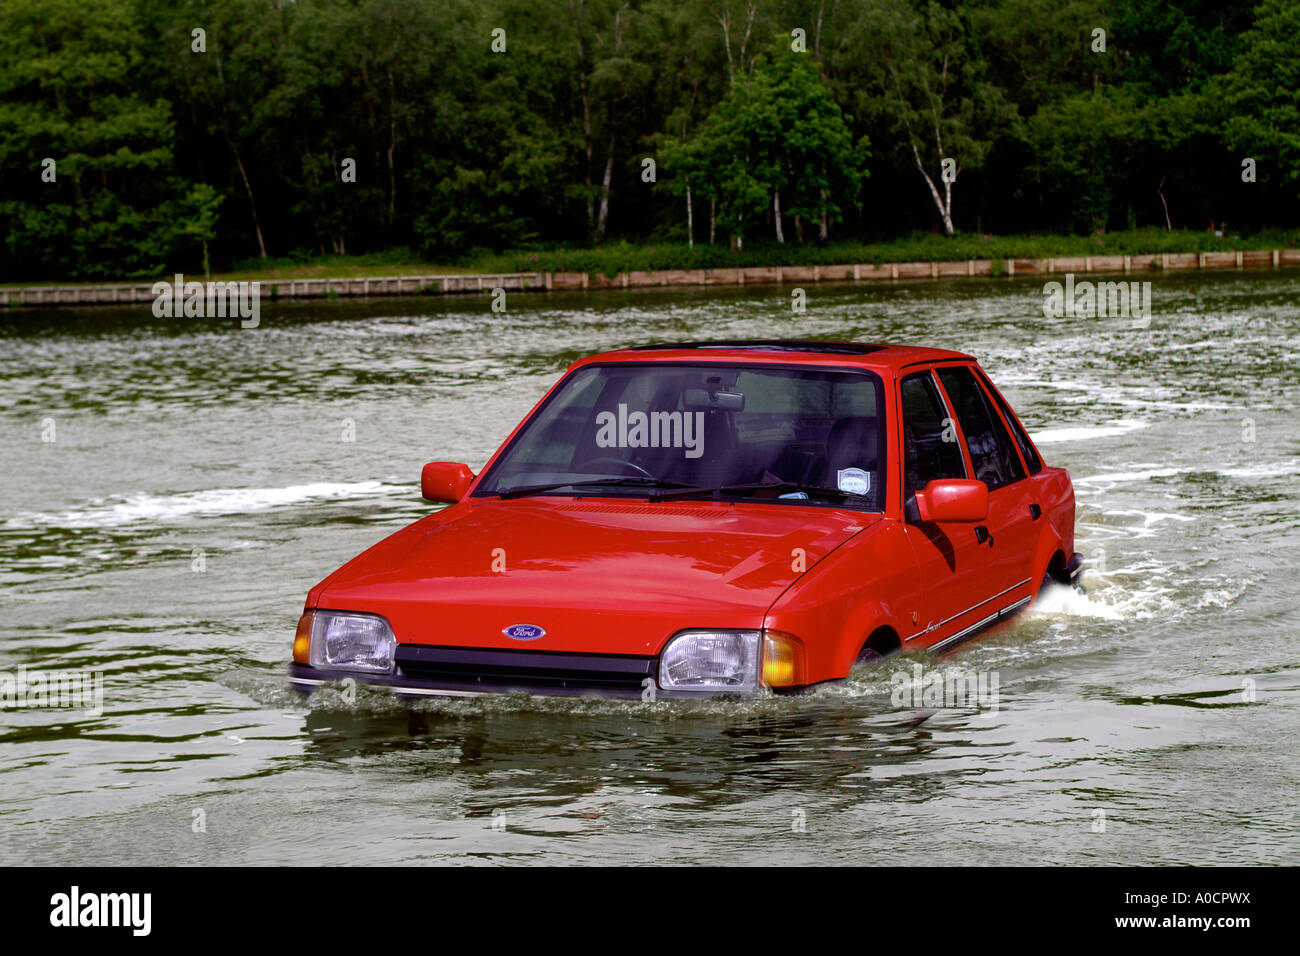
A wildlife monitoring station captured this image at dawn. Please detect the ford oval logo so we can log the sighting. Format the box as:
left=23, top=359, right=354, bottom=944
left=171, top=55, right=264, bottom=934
left=503, top=624, right=545, bottom=641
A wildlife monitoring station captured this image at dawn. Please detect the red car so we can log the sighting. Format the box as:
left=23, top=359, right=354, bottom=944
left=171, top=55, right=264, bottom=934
left=290, top=341, right=1081, bottom=699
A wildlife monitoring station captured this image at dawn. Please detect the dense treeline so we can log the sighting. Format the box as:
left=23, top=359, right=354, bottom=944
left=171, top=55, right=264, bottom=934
left=1, top=0, right=1297, bottom=280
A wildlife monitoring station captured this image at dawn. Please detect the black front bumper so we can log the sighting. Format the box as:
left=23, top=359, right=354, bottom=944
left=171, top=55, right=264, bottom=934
left=290, top=644, right=663, bottom=699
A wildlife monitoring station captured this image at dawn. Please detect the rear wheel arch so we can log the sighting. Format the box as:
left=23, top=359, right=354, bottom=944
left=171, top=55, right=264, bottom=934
left=1045, top=549, right=1069, bottom=581
left=1030, top=520, right=1069, bottom=592
left=1034, top=547, right=1070, bottom=600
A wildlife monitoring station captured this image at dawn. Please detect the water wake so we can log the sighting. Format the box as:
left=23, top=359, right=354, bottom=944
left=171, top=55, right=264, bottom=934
left=7, top=481, right=407, bottom=529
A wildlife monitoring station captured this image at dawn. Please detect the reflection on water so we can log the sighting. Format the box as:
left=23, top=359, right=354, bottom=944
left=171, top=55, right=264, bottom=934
left=1, top=272, right=1297, bottom=864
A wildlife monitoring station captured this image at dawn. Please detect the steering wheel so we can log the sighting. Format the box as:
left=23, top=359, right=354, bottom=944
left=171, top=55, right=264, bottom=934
left=575, top=456, right=655, bottom=480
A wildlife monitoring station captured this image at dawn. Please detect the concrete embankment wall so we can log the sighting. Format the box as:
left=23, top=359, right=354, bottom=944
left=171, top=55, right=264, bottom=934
left=4, top=249, right=1297, bottom=307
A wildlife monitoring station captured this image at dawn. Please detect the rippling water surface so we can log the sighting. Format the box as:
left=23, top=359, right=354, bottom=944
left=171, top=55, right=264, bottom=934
left=1, top=273, right=1297, bottom=865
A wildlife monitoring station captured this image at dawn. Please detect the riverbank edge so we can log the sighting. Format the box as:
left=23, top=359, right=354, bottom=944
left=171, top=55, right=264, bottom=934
left=5, top=248, right=1298, bottom=307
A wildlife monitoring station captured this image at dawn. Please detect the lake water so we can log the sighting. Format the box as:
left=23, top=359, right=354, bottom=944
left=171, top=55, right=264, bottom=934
left=1, top=271, right=1296, bottom=864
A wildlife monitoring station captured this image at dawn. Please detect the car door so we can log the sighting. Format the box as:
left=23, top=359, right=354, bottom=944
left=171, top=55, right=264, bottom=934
left=897, top=369, right=998, bottom=649
left=933, top=364, right=1039, bottom=620
left=974, top=363, right=1058, bottom=580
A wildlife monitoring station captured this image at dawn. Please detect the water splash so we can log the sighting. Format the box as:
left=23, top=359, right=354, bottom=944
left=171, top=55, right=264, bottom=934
left=7, top=481, right=407, bottom=529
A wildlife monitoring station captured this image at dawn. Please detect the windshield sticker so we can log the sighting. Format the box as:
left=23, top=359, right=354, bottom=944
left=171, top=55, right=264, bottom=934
left=837, top=467, right=871, bottom=495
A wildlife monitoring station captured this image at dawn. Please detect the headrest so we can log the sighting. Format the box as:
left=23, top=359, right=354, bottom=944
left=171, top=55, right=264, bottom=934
left=828, top=416, right=878, bottom=466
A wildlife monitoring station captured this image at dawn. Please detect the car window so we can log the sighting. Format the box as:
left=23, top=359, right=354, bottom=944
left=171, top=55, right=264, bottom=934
left=901, top=372, right=966, bottom=496
left=976, top=368, right=1043, bottom=474
left=498, top=368, right=605, bottom=467
left=936, top=366, right=1027, bottom=490
left=475, top=363, right=886, bottom=508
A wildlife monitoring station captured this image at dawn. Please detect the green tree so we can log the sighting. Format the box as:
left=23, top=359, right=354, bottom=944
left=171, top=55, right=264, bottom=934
left=1025, top=89, right=1147, bottom=233
left=179, top=183, right=224, bottom=278
left=970, top=0, right=1116, bottom=112
left=0, top=0, right=192, bottom=278
left=142, top=0, right=293, bottom=260
left=762, top=51, right=868, bottom=244
left=662, top=49, right=866, bottom=249
left=834, top=0, right=1016, bottom=236
left=1213, top=0, right=1300, bottom=200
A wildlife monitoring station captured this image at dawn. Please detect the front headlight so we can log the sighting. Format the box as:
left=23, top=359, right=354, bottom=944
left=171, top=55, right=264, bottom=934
left=297, top=610, right=396, bottom=674
left=658, top=629, right=760, bottom=692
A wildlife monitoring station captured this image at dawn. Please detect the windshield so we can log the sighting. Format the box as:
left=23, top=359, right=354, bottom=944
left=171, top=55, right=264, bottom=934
left=474, top=362, right=886, bottom=509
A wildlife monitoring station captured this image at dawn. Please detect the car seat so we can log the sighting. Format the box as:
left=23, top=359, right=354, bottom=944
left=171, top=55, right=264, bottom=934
left=810, top=416, right=879, bottom=494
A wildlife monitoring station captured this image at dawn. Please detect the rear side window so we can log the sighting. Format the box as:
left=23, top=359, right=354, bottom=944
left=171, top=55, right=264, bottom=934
left=936, top=366, right=1026, bottom=490
left=901, top=372, right=966, bottom=495
left=976, top=369, right=1043, bottom=474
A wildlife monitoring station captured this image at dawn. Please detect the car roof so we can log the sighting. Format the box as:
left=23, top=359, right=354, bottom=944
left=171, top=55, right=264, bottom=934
left=571, top=340, right=975, bottom=373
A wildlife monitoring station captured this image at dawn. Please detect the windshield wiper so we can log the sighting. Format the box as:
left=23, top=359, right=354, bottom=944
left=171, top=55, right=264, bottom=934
left=649, top=480, right=865, bottom=503
left=497, top=476, right=698, bottom=500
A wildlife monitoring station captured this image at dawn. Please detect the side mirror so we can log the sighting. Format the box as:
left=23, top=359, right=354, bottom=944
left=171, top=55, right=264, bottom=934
left=915, top=478, right=988, bottom=523
left=421, top=462, right=476, bottom=504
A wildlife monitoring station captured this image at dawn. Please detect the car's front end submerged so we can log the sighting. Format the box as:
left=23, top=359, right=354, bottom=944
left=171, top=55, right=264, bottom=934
left=290, top=612, right=809, bottom=699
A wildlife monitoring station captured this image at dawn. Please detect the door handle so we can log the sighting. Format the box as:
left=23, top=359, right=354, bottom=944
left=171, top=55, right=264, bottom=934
left=974, top=525, right=993, bottom=546
left=1029, top=504, right=1042, bottom=520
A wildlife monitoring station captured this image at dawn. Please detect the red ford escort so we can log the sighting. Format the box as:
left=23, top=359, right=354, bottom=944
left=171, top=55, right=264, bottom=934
left=290, top=341, right=1081, bottom=699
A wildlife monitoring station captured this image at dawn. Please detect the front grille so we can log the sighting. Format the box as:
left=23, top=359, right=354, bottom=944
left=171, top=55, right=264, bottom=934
left=395, top=645, right=655, bottom=698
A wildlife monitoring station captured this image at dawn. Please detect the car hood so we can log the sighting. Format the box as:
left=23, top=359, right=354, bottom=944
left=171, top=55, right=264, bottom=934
left=312, top=497, right=877, bottom=655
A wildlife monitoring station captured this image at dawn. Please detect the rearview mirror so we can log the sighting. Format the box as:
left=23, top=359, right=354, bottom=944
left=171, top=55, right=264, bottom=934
left=421, top=462, right=476, bottom=503
left=914, top=478, right=988, bottom=523
left=683, top=388, right=745, bottom=412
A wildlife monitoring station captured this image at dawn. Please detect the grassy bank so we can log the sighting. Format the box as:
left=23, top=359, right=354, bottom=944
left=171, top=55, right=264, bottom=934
left=5, top=229, right=1299, bottom=289
left=0, top=249, right=475, bottom=289
left=478, top=229, right=1300, bottom=277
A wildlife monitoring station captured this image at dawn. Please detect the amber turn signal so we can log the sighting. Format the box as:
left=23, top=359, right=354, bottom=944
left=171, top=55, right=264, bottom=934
left=293, top=611, right=315, bottom=664
left=761, top=629, right=805, bottom=687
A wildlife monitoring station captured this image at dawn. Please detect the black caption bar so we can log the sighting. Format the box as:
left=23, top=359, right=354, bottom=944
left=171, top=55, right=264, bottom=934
left=4, top=866, right=1284, bottom=942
